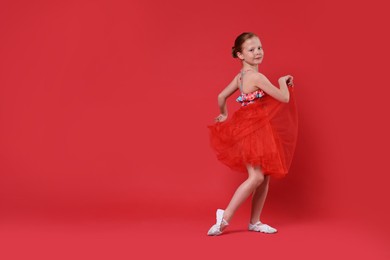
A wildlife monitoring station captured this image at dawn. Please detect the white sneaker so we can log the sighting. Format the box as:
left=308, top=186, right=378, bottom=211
left=207, top=209, right=229, bottom=236
left=248, top=221, right=277, bottom=234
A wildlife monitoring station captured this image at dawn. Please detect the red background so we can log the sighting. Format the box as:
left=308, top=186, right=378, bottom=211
left=1, top=0, right=389, bottom=259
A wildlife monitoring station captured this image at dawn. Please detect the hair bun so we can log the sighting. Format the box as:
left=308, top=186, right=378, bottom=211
left=232, top=46, right=237, bottom=58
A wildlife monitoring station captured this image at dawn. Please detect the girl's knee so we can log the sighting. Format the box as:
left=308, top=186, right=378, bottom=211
left=247, top=165, right=265, bottom=186
left=249, top=174, right=264, bottom=187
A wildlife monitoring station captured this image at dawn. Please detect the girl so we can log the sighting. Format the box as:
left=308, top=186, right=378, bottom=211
left=207, top=32, right=298, bottom=236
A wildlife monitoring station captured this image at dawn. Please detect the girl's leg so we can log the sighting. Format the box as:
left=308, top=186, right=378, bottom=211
left=249, top=174, right=270, bottom=224
left=221, top=165, right=265, bottom=228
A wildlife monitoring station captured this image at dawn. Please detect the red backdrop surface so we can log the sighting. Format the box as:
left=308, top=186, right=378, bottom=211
left=1, top=0, right=389, bottom=259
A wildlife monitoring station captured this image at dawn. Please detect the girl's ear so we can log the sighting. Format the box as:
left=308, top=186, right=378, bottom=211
left=237, top=52, right=244, bottom=60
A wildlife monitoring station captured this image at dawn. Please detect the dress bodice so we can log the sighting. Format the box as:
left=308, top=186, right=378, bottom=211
left=236, top=89, right=265, bottom=106
left=236, top=70, right=265, bottom=106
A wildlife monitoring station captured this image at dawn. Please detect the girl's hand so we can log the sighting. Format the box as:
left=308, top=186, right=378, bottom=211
left=279, top=75, right=294, bottom=87
left=215, top=114, right=228, bottom=122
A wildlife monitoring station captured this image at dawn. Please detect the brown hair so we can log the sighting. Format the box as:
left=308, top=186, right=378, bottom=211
left=232, top=32, right=258, bottom=58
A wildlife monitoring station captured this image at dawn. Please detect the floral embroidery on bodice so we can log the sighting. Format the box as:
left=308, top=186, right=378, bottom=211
left=236, top=90, right=265, bottom=106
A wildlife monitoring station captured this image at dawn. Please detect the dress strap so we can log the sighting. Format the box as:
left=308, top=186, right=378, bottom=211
left=239, top=70, right=245, bottom=93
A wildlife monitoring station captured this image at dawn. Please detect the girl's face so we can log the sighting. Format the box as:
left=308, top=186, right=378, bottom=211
left=237, top=37, right=264, bottom=65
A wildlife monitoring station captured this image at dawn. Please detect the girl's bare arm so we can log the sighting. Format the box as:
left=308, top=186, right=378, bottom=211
left=217, top=74, right=240, bottom=116
left=251, top=73, right=292, bottom=103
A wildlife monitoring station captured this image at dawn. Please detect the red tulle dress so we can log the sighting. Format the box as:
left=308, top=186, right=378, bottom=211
left=208, top=72, right=298, bottom=178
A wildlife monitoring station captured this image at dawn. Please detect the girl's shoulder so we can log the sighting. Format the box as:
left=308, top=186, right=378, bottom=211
left=246, top=71, right=269, bottom=82
left=233, top=73, right=241, bottom=86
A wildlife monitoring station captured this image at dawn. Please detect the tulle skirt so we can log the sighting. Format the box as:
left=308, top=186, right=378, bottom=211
left=208, top=88, right=298, bottom=178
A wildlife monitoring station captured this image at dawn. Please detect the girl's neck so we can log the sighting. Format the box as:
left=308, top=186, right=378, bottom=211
left=241, top=64, right=258, bottom=73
